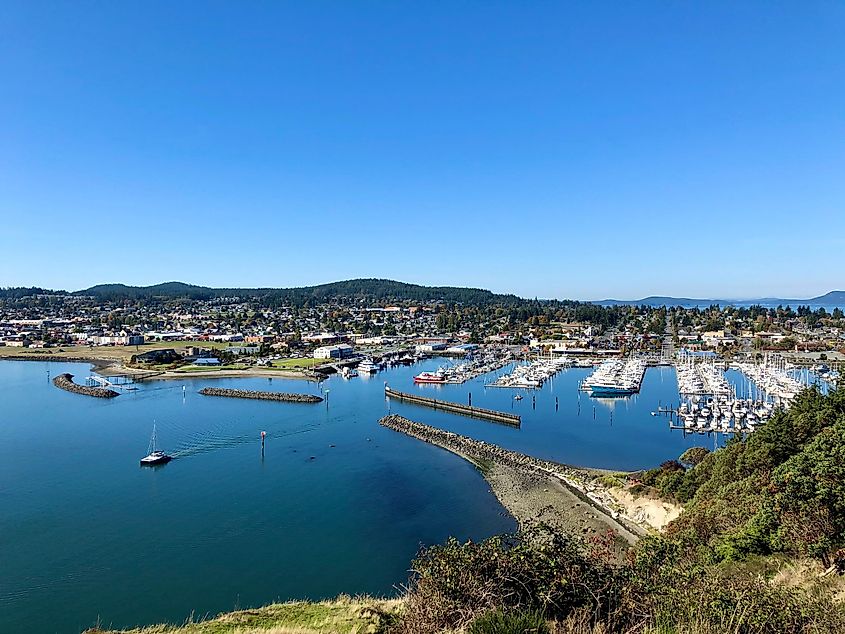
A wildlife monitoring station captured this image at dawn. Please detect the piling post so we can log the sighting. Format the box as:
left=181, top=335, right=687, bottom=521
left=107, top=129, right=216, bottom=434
left=261, top=431, right=266, bottom=457
left=468, top=392, right=472, bottom=407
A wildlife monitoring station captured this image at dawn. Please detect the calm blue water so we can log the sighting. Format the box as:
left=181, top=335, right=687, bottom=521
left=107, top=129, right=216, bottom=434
left=0, top=359, right=709, bottom=633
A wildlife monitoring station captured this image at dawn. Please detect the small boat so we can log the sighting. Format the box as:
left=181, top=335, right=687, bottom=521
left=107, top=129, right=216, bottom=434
left=341, top=366, right=358, bottom=378
left=514, top=394, right=523, bottom=401
left=140, top=424, right=172, bottom=466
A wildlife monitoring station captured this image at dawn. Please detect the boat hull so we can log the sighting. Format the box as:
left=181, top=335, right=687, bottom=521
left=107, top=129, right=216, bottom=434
left=589, top=386, right=636, bottom=396
left=140, top=455, right=172, bottom=466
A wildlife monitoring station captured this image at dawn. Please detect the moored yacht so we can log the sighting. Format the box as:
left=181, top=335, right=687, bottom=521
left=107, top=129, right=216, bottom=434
left=414, top=370, right=446, bottom=384
left=357, top=358, right=380, bottom=374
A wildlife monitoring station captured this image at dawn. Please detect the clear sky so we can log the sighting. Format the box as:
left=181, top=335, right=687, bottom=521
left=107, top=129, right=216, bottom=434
left=2, top=2, right=843, bottom=300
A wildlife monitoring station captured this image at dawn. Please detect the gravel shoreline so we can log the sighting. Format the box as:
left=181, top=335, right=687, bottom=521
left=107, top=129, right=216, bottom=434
left=379, top=414, right=644, bottom=546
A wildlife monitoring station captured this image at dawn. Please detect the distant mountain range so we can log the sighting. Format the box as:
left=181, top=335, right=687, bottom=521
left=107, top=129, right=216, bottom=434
left=597, top=291, right=845, bottom=308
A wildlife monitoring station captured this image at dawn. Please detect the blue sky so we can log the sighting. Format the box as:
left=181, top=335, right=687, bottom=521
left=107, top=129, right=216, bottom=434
left=1, top=2, right=843, bottom=300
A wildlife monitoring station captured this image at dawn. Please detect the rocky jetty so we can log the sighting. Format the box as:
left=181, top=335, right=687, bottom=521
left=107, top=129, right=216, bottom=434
left=380, top=414, right=569, bottom=482
left=52, top=373, right=119, bottom=398
left=198, top=387, right=323, bottom=403
left=379, top=414, right=643, bottom=544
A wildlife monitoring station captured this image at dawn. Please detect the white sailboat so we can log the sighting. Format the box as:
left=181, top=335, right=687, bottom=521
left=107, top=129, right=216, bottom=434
left=140, top=424, right=172, bottom=466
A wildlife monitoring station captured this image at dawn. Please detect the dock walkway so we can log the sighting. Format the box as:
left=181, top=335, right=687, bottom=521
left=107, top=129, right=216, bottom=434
left=384, top=385, right=520, bottom=426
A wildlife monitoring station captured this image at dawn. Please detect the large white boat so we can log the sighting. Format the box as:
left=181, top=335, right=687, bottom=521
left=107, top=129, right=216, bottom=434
left=140, top=424, right=172, bottom=466
left=357, top=358, right=380, bottom=374
left=414, top=370, right=446, bottom=384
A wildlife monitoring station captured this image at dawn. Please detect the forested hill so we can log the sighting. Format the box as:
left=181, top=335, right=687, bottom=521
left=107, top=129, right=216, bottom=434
left=0, top=286, right=69, bottom=299
left=642, top=385, right=845, bottom=566
left=71, top=279, right=523, bottom=305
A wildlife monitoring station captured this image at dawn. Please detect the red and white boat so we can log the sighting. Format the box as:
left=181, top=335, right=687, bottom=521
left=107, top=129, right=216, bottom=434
left=414, top=371, right=446, bottom=384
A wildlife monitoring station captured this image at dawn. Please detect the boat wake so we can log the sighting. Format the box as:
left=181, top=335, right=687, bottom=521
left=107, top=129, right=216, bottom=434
left=166, top=421, right=320, bottom=459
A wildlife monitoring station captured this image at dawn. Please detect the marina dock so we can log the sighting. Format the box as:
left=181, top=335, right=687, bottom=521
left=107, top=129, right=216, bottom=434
left=384, top=385, right=521, bottom=426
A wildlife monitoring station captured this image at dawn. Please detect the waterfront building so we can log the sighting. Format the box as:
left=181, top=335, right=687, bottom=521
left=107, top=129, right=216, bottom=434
left=314, top=344, right=354, bottom=359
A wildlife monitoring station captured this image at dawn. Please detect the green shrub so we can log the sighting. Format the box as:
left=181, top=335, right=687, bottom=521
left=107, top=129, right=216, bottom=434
left=468, top=609, right=549, bottom=634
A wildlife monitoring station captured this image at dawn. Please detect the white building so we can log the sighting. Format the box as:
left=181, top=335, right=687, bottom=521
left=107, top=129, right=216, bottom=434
left=314, top=344, right=354, bottom=359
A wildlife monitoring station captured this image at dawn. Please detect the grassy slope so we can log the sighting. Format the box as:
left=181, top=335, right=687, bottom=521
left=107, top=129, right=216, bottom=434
left=87, top=598, right=402, bottom=634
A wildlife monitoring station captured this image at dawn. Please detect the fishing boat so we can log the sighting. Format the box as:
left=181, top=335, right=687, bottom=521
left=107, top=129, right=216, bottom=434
left=414, top=370, right=446, bottom=384
left=140, top=424, right=172, bottom=466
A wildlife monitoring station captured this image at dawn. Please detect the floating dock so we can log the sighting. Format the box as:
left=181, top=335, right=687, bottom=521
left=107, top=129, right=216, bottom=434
left=384, top=385, right=520, bottom=426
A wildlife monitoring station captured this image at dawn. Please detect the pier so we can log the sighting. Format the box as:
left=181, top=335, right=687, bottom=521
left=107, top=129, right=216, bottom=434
left=384, top=386, right=521, bottom=426
left=198, top=387, right=323, bottom=403
left=85, top=374, right=138, bottom=391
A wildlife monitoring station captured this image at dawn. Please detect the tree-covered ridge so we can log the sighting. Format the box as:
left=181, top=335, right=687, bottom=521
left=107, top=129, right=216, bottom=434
left=68, top=279, right=522, bottom=306
left=642, top=387, right=845, bottom=567
left=0, top=286, right=68, bottom=299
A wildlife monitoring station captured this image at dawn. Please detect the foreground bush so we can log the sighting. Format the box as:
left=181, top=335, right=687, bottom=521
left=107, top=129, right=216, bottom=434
left=398, top=525, right=621, bottom=633
left=394, top=525, right=845, bottom=634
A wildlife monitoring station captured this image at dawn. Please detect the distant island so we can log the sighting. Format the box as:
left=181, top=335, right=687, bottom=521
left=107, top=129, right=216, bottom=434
left=597, top=290, right=845, bottom=308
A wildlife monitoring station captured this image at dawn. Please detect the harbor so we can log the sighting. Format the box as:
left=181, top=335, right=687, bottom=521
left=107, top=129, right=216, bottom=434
left=484, top=356, right=572, bottom=388
left=668, top=353, right=825, bottom=435
left=0, top=353, right=823, bottom=632
left=732, top=355, right=805, bottom=406
left=413, top=351, right=515, bottom=385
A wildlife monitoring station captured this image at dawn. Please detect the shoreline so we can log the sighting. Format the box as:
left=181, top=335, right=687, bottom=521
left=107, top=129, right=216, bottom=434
left=0, top=355, right=316, bottom=382
left=379, top=414, right=648, bottom=546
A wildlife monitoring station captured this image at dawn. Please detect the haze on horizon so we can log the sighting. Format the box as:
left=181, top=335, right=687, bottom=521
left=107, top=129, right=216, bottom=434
left=2, top=2, right=844, bottom=300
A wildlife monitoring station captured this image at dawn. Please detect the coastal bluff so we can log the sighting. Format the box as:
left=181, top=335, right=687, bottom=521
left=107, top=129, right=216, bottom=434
left=52, top=373, right=119, bottom=398
left=198, top=387, right=323, bottom=403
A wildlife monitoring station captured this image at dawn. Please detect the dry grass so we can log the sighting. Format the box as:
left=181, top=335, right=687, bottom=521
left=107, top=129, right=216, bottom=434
left=85, top=597, right=403, bottom=634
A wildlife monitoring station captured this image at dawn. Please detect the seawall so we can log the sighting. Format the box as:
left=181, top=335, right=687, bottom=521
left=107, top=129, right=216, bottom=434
left=53, top=373, right=119, bottom=398
left=198, top=387, right=323, bottom=403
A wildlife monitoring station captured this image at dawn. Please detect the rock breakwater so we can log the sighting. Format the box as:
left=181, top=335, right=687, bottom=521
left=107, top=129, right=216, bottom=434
left=198, top=387, right=323, bottom=403
left=53, top=373, right=119, bottom=398
left=379, top=414, right=644, bottom=543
